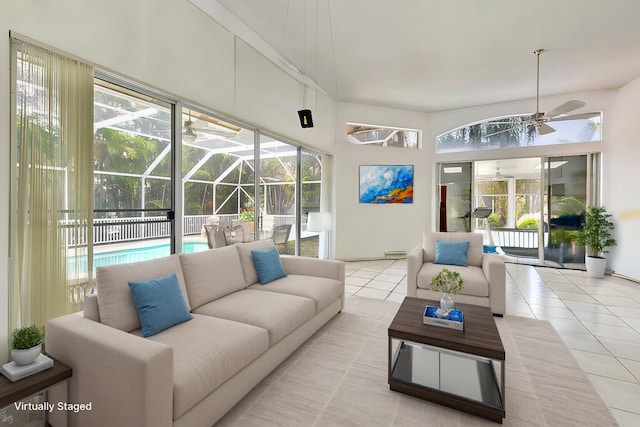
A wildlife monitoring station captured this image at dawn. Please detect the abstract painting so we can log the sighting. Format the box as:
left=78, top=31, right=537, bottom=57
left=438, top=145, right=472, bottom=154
left=359, top=165, right=413, bottom=204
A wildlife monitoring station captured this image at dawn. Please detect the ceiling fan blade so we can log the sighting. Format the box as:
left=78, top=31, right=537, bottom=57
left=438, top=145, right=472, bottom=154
left=547, top=111, right=600, bottom=122
left=537, top=122, right=556, bottom=135
left=543, top=100, right=585, bottom=119
left=484, top=127, right=517, bottom=138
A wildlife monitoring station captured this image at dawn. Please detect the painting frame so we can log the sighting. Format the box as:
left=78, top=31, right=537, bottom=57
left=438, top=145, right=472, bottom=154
left=358, top=164, right=414, bottom=204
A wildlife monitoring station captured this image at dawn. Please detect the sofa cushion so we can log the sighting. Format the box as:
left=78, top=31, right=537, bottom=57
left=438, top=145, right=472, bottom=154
left=417, top=263, right=489, bottom=297
left=248, top=275, right=343, bottom=313
left=135, top=314, right=269, bottom=419
left=179, top=245, right=246, bottom=310
left=434, top=240, right=470, bottom=267
left=193, top=289, right=315, bottom=346
left=96, top=255, right=190, bottom=333
left=251, top=246, right=288, bottom=284
left=423, top=232, right=483, bottom=267
left=235, top=239, right=278, bottom=286
left=128, top=273, right=193, bottom=337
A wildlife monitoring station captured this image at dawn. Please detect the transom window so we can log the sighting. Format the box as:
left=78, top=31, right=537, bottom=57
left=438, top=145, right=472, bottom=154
left=346, top=123, right=420, bottom=149
left=436, top=113, right=602, bottom=153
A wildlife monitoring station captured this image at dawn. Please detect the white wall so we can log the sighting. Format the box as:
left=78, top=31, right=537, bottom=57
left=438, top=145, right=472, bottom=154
left=0, top=0, right=337, bottom=362
left=604, top=76, right=640, bottom=280
left=334, top=103, right=430, bottom=259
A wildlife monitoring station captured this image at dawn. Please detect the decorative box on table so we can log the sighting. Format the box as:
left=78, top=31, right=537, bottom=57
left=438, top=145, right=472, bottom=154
left=423, top=305, right=464, bottom=331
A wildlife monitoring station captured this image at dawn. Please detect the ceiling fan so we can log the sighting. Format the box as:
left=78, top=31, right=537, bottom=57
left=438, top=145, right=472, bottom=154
left=487, top=49, right=599, bottom=137
left=182, top=110, right=240, bottom=142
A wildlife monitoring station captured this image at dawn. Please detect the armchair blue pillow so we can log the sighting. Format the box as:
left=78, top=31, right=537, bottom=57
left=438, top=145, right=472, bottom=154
left=128, top=273, right=193, bottom=337
left=434, top=240, right=470, bottom=267
left=251, top=246, right=288, bottom=284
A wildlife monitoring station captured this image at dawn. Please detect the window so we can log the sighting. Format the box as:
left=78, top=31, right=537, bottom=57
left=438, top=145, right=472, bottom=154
left=346, top=123, right=420, bottom=149
left=436, top=113, right=602, bottom=153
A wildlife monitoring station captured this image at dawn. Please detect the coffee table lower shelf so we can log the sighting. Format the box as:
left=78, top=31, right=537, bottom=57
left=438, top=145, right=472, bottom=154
left=389, top=340, right=505, bottom=423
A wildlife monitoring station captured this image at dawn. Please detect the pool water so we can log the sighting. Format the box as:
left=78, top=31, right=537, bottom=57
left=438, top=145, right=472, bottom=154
left=70, top=241, right=209, bottom=272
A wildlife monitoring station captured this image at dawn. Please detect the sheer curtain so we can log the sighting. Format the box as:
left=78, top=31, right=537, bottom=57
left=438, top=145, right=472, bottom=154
left=11, top=39, right=94, bottom=330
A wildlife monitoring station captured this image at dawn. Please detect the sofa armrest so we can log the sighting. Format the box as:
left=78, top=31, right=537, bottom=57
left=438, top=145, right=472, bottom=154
left=280, top=256, right=345, bottom=283
left=280, top=256, right=345, bottom=309
left=407, top=246, right=424, bottom=298
left=46, top=314, right=173, bottom=427
left=482, top=254, right=506, bottom=315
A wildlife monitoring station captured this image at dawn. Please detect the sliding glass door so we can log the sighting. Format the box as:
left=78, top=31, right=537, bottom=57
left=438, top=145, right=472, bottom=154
left=543, top=156, right=588, bottom=268
left=437, top=163, right=472, bottom=232
left=93, top=81, right=175, bottom=265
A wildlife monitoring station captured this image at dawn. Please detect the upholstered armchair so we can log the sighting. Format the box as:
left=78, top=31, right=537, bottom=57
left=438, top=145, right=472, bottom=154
left=407, top=231, right=506, bottom=316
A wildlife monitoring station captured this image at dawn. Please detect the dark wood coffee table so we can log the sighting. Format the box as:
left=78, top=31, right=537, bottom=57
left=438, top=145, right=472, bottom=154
left=388, top=297, right=505, bottom=423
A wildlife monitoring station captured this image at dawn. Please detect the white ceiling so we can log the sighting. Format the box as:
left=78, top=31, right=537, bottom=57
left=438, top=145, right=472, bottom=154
left=197, top=0, right=640, bottom=113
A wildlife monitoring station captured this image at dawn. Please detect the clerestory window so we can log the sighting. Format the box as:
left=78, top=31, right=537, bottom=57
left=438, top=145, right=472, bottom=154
left=346, top=123, right=420, bottom=149
left=436, top=112, right=602, bottom=153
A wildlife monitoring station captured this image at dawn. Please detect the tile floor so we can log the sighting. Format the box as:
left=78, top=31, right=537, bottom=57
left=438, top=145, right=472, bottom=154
left=345, top=258, right=640, bottom=426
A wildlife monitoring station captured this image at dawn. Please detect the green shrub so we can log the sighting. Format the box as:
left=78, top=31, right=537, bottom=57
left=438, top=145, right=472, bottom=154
left=517, top=218, right=538, bottom=229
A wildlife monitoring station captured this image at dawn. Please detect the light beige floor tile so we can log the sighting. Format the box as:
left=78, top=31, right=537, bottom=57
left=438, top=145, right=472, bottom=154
left=587, top=374, right=640, bottom=414
left=374, top=273, right=404, bottom=284
left=598, top=337, right=640, bottom=362
left=622, top=317, right=640, bottom=333
left=563, top=300, right=613, bottom=314
left=558, top=331, right=610, bottom=355
left=545, top=317, right=590, bottom=334
left=613, top=306, right=640, bottom=320
left=595, top=295, right=640, bottom=308
left=619, top=358, right=640, bottom=382
left=529, top=305, right=575, bottom=320
left=365, top=280, right=397, bottom=292
left=609, top=408, right=640, bottom=427
left=349, top=270, right=378, bottom=279
left=383, top=268, right=406, bottom=276
left=345, top=285, right=363, bottom=296
left=345, top=276, right=370, bottom=286
left=353, top=287, right=390, bottom=300
left=544, top=281, right=583, bottom=292
left=582, top=321, right=640, bottom=344
left=392, top=283, right=407, bottom=294
left=553, top=290, right=599, bottom=303
left=573, top=310, right=629, bottom=327
left=386, top=292, right=406, bottom=304
left=571, top=349, right=637, bottom=382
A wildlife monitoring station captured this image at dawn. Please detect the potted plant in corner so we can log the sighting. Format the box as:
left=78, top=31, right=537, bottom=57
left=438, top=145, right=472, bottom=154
left=10, top=325, right=44, bottom=365
left=430, top=268, right=464, bottom=312
left=577, top=206, right=616, bottom=278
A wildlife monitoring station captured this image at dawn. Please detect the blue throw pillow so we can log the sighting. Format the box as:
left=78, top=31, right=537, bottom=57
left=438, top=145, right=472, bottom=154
left=434, top=240, right=470, bottom=267
left=128, top=273, right=193, bottom=337
left=251, top=247, right=287, bottom=284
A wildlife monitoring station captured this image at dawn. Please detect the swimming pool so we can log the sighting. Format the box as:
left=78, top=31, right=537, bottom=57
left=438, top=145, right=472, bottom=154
left=70, top=241, right=209, bottom=272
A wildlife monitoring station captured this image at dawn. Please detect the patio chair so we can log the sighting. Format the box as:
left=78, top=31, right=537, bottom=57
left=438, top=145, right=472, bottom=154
left=203, top=224, right=227, bottom=249
left=272, top=224, right=292, bottom=245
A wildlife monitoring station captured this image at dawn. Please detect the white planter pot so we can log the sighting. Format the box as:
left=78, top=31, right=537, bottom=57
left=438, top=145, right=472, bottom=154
left=585, top=256, right=607, bottom=279
left=11, top=343, right=42, bottom=365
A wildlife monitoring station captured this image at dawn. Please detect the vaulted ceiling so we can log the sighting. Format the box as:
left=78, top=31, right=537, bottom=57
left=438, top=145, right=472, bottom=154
left=193, top=0, right=640, bottom=113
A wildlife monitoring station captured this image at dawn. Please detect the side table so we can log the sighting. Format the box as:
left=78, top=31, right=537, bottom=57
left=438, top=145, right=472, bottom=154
left=0, top=356, right=72, bottom=427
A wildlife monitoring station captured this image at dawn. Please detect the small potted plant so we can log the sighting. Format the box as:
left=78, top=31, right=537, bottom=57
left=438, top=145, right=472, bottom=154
left=10, top=325, right=44, bottom=365
left=576, top=206, right=616, bottom=278
left=430, top=268, right=464, bottom=311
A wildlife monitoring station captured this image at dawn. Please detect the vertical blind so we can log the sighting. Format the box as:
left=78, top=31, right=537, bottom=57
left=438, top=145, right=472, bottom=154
left=11, top=39, right=94, bottom=330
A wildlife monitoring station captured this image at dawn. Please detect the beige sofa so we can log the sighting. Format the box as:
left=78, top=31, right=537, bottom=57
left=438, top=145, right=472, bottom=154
left=46, top=239, right=345, bottom=427
left=407, top=231, right=506, bottom=315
